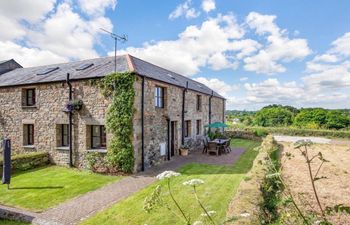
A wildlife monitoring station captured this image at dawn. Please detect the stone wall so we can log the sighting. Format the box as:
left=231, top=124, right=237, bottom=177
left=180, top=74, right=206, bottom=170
left=138, top=77, right=225, bottom=168
left=0, top=80, right=110, bottom=167
left=0, top=74, right=225, bottom=172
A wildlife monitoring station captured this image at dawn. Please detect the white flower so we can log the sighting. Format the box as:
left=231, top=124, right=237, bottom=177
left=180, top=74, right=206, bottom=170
left=183, top=179, right=205, bottom=186
left=240, top=212, right=250, bottom=217
left=193, top=221, right=203, bottom=225
left=156, top=171, right=181, bottom=180
left=201, top=210, right=216, bottom=217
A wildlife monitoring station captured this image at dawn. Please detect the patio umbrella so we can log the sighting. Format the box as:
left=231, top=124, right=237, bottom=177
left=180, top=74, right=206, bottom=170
left=205, top=122, right=229, bottom=128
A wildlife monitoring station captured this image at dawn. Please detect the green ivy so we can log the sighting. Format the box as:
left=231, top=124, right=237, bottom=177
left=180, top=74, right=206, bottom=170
left=98, top=72, right=135, bottom=173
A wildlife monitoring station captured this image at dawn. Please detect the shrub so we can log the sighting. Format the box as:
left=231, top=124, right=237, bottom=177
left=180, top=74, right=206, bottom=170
left=0, top=152, right=49, bottom=173
left=254, top=107, right=294, bottom=127
left=229, top=126, right=350, bottom=139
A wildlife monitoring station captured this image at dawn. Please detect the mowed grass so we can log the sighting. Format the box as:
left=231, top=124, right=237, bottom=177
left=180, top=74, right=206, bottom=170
left=0, top=166, right=120, bottom=212
left=81, top=138, right=261, bottom=225
left=0, top=219, right=30, bottom=225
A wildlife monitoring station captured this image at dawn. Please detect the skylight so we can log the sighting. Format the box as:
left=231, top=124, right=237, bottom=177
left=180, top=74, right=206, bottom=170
left=76, top=63, right=94, bottom=71
left=36, top=67, right=59, bottom=75
left=167, top=73, right=176, bottom=80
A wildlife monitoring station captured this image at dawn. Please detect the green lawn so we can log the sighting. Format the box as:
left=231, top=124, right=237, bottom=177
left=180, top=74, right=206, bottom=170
left=81, top=138, right=261, bottom=225
left=0, top=166, right=120, bottom=212
left=0, top=219, right=29, bottom=225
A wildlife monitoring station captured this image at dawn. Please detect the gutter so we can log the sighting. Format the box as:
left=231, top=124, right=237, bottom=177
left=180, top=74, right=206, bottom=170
left=66, top=73, right=73, bottom=167
left=181, top=81, right=188, bottom=145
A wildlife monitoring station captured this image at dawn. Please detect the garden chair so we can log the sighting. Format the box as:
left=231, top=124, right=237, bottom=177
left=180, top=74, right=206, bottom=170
left=202, top=138, right=208, bottom=154
left=207, top=142, right=219, bottom=156
left=224, top=139, right=232, bottom=153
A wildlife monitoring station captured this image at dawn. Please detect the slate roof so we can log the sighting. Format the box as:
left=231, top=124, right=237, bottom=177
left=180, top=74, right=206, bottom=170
left=0, top=55, right=224, bottom=99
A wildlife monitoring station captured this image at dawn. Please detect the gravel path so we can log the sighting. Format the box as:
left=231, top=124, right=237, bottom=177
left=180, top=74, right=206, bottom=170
left=273, top=135, right=332, bottom=144
left=1, top=148, right=245, bottom=225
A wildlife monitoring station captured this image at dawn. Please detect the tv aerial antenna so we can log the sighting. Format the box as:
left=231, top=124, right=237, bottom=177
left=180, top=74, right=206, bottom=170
left=100, top=28, right=128, bottom=73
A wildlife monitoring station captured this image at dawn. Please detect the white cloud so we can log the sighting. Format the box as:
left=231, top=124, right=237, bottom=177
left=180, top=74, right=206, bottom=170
left=240, top=77, right=248, bottom=81
left=122, top=14, right=245, bottom=75
left=0, top=0, right=115, bottom=67
left=202, top=0, right=216, bottom=13
left=169, top=0, right=200, bottom=20
left=0, top=41, right=68, bottom=67
left=78, top=0, right=117, bottom=16
left=330, top=32, right=350, bottom=56
left=243, top=12, right=311, bottom=74
left=241, top=78, right=349, bottom=109
left=0, top=0, right=55, bottom=41
left=194, top=77, right=239, bottom=97
left=304, top=32, right=350, bottom=92
left=194, top=77, right=240, bottom=109
left=29, top=2, right=113, bottom=60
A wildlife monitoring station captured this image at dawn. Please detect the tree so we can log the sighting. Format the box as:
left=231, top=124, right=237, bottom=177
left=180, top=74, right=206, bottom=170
left=293, top=108, right=328, bottom=129
left=254, top=107, right=294, bottom=127
left=325, top=110, right=350, bottom=129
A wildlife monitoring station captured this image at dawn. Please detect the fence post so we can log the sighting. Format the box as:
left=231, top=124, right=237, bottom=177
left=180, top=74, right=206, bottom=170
left=2, top=138, right=11, bottom=189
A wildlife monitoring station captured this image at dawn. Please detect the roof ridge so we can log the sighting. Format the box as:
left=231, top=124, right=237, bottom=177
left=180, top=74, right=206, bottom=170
left=128, top=54, right=221, bottom=96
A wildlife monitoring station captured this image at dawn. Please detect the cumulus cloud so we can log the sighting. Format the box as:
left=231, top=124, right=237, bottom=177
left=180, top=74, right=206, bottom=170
left=0, top=41, right=68, bottom=67
left=0, top=0, right=115, bottom=67
left=243, top=12, right=311, bottom=74
left=194, top=77, right=240, bottom=109
left=78, top=0, right=117, bottom=16
left=202, top=0, right=216, bottom=13
left=121, top=14, right=246, bottom=75
left=169, top=0, right=200, bottom=20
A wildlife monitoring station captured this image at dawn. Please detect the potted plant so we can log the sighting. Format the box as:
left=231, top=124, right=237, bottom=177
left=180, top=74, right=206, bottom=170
left=65, top=99, right=83, bottom=112
left=179, top=144, right=189, bottom=156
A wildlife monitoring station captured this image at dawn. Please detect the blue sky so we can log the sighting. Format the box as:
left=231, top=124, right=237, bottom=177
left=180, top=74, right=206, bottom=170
left=1, top=0, right=349, bottom=110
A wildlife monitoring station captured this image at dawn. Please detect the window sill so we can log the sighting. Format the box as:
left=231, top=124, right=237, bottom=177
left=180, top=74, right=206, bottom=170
left=22, top=145, right=35, bottom=149
left=22, top=105, right=37, bottom=109
left=87, top=149, right=107, bottom=153
left=56, top=147, right=69, bottom=151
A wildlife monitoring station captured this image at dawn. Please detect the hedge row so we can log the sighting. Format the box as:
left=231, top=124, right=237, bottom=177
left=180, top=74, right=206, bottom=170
left=226, top=135, right=278, bottom=224
left=227, top=126, right=350, bottom=139
left=0, top=152, right=50, bottom=174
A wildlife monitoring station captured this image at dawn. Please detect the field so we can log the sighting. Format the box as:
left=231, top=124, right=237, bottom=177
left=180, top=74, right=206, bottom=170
left=280, top=142, right=350, bottom=224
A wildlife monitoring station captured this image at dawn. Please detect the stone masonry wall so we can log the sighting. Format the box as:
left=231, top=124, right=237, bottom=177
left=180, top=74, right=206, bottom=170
left=139, top=77, right=225, bottom=169
left=0, top=80, right=111, bottom=167
left=0, top=75, right=225, bottom=172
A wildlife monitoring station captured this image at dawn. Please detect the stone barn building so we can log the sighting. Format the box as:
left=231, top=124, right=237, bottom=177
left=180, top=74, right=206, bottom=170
left=0, top=55, right=225, bottom=171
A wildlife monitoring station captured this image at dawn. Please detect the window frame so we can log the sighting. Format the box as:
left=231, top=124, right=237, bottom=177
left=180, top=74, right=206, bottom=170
left=155, top=86, right=164, bottom=108
left=61, top=124, right=69, bottom=147
left=184, top=120, right=191, bottom=137
left=25, top=88, right=36, bottom=106
left=25, top=124, right=34, bottom=145
left=91, top=125, right=107, bottom=149
left=196, top=95, right=202, bottom=111
left=196, top=119, right=201, bottom=135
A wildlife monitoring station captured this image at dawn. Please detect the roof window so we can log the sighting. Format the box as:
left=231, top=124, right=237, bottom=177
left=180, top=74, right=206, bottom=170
left=36, top=67, right=59, bottom=75
left=76, top=63, right=94, bottom=71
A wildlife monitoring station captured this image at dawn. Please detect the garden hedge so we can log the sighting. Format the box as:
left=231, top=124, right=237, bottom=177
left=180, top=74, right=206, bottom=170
left=226, top=126, right=350, bottom=139
left=0, top=152, right=50, bottom=174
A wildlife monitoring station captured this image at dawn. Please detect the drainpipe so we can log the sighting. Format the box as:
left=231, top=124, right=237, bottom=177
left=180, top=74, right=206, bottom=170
left=66, top=73, right=73, bottom=167
left=208, top=91, right=213, bottom=133
left=166, top=117, right=170, bottom=161
left=222, top=98, right=226, bottom=133
left=181, top=81, right=188, bottom=145
left=141, top=76, right=145, bottom=171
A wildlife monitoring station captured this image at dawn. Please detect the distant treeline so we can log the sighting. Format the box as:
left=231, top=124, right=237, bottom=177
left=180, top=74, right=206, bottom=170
left=226, top=105, right=350, bottom=130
